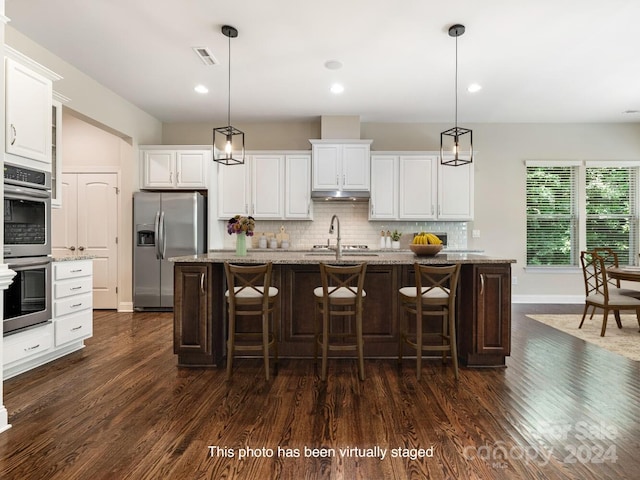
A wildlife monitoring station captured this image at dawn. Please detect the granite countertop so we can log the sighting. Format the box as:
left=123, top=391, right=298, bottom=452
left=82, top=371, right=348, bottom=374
left=51, top=255, right=96, bottom=262
left=169, top=250, right=515, bottom=265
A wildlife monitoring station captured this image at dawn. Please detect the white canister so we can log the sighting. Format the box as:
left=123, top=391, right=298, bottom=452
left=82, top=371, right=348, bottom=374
left=269, top=238, right=278, bottom=249
left=258, top=234, right=267, bottom=249
left=281, top=240, right=289, bottom=249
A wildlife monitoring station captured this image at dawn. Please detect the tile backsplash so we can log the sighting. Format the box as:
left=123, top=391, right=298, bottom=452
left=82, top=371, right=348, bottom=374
left=221, top=202, right=468, bottom=249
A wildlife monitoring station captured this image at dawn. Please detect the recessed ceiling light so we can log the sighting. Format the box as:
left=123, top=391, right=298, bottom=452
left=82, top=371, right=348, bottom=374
left=330, top=83, right=344, bottom=94
left=325, top=60, right=343, bottom=70
left=467, top=83, right=482, bottom=93
left=194, top=84, right=209, bottom=94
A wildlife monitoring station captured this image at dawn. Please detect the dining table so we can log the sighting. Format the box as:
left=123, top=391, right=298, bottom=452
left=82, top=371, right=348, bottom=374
left=607, top=266, right=640, bottom=283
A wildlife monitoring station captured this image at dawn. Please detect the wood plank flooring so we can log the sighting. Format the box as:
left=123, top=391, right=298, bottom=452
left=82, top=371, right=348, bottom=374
left=1, top=304, right=639, bottom=479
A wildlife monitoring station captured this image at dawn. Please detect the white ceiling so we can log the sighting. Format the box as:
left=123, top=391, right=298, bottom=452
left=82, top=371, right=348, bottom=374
left=6, top=0, right=640, bottom=124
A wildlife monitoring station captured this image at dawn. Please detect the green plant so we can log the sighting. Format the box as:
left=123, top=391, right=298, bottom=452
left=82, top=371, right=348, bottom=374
left=391, top=230, right=402, bottom=241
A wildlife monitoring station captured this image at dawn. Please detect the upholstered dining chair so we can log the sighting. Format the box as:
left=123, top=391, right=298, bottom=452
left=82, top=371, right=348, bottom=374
left=224, top=261, right=279, bottom=380
left=398, top=263, right=461, bottom=380
left=313, top=262, right=367, bottom=381
left=579, top=250, right=640, bottom=336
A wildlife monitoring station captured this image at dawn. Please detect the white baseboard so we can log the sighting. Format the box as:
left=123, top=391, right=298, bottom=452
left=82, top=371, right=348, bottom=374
left=0, top=407, right=11, bottom=434
left=118, top=302, right=134, bottom=312
left=513, top=295, right=584, bottom=304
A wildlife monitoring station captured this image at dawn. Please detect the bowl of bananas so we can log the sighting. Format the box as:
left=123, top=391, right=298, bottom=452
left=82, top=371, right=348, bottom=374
left=409, top=232, right=443, bottom=256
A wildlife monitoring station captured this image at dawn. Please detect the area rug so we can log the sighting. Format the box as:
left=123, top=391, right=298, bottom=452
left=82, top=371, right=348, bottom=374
left=526, top=314, right=640, bottom=362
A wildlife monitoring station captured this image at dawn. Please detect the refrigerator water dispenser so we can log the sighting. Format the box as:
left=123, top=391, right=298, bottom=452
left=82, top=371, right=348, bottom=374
left=136, top=225, right=156, bottom=246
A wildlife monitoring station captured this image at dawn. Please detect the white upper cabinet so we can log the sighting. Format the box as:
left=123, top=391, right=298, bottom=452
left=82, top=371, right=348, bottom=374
left=310, top=140, right=372, bottom=191
left=140, top=147, right=210, bottom=189
left=370, top=152, right=474, bottom=221
left=5, top=53, right=57, bottom=170
left=252, top=154, right=285, bottom=219
left=399, top=155, right=438, bottom=220
left=369, top=155, right=398, bottom=219
left=285, top=154, right=313, bottom=219
left=218, top=152, right=312, bottom=220
left=438, top=160, right=474, bottom=220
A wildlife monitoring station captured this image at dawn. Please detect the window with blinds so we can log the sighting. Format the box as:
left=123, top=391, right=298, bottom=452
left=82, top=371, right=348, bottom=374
left=526, top=166, right=578, bottom=266
left=585, top=167, right=638, bottom=265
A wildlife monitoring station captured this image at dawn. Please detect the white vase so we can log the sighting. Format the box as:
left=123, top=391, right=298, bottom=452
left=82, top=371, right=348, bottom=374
left=392, top=241, right=400, bottom=249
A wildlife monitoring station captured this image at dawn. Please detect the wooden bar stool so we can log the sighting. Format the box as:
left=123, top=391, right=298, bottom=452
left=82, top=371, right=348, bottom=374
left=313, top=262, right=367, bottom=381
left=398, top=263, right=461, bottom=380
left=224, top=262, right=279, bottom=380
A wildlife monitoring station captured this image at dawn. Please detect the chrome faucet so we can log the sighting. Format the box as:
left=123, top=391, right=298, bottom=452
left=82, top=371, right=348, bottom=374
left=329, top=214, right=341, bottom=260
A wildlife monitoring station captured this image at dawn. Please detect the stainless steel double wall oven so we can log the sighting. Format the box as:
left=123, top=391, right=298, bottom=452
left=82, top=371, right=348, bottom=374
left=3, top=163, right=52, bottom=335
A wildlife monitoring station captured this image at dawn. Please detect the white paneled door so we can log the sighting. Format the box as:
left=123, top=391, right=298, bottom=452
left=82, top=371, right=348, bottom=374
left=52, top=172, right=118, bottom=309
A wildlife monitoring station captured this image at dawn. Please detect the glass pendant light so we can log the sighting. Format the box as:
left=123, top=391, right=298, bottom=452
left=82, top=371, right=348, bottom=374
left=213, top=25, right=245, bottom=165
left=440, top=24, right=473, bottom=167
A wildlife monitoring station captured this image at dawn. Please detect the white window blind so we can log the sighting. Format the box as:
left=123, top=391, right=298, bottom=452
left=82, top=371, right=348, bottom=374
left=526, top=165, right=579, bottom=266
left=585, top=166, right=638, bottom=265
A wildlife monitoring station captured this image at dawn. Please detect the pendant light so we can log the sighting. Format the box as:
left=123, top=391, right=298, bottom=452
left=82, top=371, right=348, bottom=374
left=440, top=24, right=473, bottom=167
left=213, top=25, right=245, bottom=165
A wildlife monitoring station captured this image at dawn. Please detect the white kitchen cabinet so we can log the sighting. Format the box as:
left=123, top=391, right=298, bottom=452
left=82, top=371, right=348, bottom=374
left=369, top=152, right=474, bottom=221
left=310, top=140, right=372, bottom=191
left=218, top=152, right=312, bottom=220
left=51, top=98, right=63, bottom=207
left=140, top=148, right=210, bottom=189
left=53, top=260, right=93, bottom=347
left=285, top=154, right=313, bottom=219
left=369, top=155, right=398, bottom=219
left=399, top=155, right=438, bottom=220
left=2, top=260, right=94, bottom=380
left=438, top=160, right=474, bottom=220
left=252, top=154, right=285, bottom=218
left=4, top=52, right=58, bottom=170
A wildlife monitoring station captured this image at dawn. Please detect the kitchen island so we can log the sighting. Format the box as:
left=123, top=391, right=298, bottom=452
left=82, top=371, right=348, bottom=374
left=170, top=250, right=515, bottom=369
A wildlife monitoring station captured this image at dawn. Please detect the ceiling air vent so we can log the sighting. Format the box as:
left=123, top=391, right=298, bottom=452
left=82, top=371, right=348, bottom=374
left=192, top=47, right=218, bottom=66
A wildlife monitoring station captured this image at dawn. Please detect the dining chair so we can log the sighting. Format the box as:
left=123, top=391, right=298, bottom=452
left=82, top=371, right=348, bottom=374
left=579, top=250, right=640, bottom=336
left=224, top=261, right=279, bottom=380
left=398, top=263, right=461, bottom=380
left=313, top=262, right=367, bottom=381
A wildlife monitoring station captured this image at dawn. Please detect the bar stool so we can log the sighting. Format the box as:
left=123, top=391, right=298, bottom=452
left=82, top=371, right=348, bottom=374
left=398, top=263, right=461, bottom=380
left=224, top=262, right=279, bottom=380
left=313, top=262, right=367, bottom=381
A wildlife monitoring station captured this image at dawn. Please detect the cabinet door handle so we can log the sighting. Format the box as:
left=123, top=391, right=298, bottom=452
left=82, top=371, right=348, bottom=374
left=431, top=205, right=435, bottom=215
left=25, top=344, right=40, bottom=352
left=170, top=171, right=173, bottom=183
left=200, top=273, right=205, bottom=294
left=70, top=286, right=83, bottom=291
left=480, top=273, right=485, bottom=296
left=71, top=325, right=83, bottom=331
left=71, top=303, right=83, bottom=308
left=78, top=246, right=85, bottom=251
left=245, top=203, right=248, bottom=214
left=336, top=174, right=339, bottom=185
left=177, top=171, right=180, bottom=183
left=10, top=124, right=16, bottom=145
left=69, top=246, right=76, bottom=251
left=343, top=173, right=346, bottom=185
left=371, top=202, right=374, bottom=215
left=70, top=269, right=83, bottom=273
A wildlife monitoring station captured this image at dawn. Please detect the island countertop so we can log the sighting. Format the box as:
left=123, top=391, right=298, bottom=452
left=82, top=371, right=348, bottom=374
left=170, top=249, right=516, bottom=265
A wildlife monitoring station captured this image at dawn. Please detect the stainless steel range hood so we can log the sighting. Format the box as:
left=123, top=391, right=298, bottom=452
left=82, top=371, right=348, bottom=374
left=311, top=190, right=370, bottom=202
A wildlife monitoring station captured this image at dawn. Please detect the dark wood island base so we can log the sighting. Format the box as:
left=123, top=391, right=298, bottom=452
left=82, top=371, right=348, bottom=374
left=172, top=251, right=514, bottom=369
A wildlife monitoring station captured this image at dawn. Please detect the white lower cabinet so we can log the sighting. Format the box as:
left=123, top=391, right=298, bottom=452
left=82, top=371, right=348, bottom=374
left=3, top=259, right=94, bottom=379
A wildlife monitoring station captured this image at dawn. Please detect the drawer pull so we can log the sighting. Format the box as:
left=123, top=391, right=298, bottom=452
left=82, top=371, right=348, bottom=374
left=24, top=344, right=40, bottom=352
left=70, top=269, right=83, bottom=273
left=71, top=326, right=83, bottom=331
left=70, top=286, right=83, bottom=291
left=70, top=303, right=83, bottom=308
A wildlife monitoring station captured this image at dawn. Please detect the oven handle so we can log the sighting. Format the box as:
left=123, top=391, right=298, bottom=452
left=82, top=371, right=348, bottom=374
left=4, top=184, right=51, bottom=199
left=7, top=257, right=52, bottom=269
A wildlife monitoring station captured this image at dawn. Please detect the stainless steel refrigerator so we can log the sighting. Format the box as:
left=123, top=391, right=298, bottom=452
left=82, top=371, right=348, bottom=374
left=133, top=192, right=206, bottom=310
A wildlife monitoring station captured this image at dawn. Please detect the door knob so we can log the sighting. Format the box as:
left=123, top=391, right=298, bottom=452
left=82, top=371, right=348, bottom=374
left=69, top=246, right=76, bottom=251
left=78, top=246, right=85, bottom=251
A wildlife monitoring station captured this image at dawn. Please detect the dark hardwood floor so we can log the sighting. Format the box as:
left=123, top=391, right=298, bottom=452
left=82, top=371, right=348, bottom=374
left=1, top=304, right=638, bottom=479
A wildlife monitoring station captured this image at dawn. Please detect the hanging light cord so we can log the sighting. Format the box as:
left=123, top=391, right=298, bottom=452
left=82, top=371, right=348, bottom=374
left=454, top=32, right=458, bottom=129
left=227, top=33, right=231, bottom=127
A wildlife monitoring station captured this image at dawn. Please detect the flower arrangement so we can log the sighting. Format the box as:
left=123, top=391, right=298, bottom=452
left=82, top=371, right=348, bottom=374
left=227, top=215, right=255, bottom=236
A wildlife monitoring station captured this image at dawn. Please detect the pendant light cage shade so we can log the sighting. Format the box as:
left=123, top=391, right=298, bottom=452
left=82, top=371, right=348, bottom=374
left=440, top=127, right=473, bottom=166
left=213, top=126, right=245, bottom=165
left=213, top=25, right=245, bottom=166
left=440, top=23, right=473, bottom=167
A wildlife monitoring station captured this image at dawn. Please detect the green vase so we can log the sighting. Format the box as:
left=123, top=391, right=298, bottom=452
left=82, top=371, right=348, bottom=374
left=235, top=232, right=247, bottom=256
